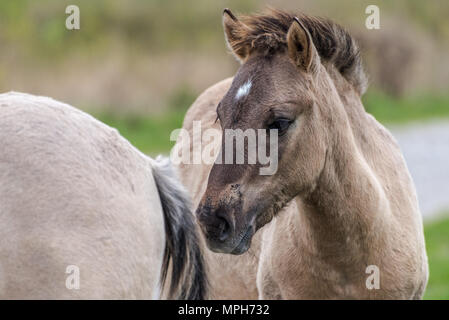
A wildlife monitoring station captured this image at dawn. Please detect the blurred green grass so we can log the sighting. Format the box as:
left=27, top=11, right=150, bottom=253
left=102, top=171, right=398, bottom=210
left=91, top=84, right=197, bottom=155
left=93, top=110, right=185, bottom=156
left=1, top=0, right=447, bottom=61
left=424, top=216, right=449, bottom=300
left=363, top=92, right=449, bottom=125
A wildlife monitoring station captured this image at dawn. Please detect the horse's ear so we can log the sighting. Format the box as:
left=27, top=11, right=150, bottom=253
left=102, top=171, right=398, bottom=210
left=223, top=8, right=250, bottom=63
left=287, top=17, right=319, bottom=73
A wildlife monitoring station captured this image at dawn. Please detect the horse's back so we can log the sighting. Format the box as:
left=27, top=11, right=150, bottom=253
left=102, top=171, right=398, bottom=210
left=0, top=92, right=165, bottom=299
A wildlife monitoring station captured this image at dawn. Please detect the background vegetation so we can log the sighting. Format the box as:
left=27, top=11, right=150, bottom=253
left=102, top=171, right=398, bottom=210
left=0, top=0, right=448, bottom=299
left=424, top=217, right=449, bottom=299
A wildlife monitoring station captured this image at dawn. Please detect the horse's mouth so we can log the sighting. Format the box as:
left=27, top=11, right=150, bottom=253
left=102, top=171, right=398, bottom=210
left=230, top=225, right=254, bottom=255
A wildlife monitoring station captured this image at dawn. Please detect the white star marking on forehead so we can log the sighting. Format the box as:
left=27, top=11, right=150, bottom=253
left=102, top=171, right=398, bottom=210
left=235, top=80, right=252, bottom=100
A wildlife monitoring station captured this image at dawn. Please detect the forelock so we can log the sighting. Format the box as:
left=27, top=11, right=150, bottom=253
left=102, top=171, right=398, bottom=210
left=229, top=9, right=367, bottom=95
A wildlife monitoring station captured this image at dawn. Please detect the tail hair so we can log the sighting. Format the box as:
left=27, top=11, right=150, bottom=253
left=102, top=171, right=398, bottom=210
left=152, top=156, right=208, bottom=300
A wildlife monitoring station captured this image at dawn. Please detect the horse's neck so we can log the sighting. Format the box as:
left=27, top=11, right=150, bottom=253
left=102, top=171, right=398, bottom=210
left=292, top=99, right=391, bottom=264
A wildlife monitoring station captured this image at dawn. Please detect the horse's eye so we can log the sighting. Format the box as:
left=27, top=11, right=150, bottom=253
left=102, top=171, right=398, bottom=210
left=268, top=118, right=292, bottom=135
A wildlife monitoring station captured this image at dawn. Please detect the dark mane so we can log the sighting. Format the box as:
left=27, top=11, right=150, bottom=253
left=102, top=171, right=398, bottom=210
left=232, top=9, right=367, bottom=94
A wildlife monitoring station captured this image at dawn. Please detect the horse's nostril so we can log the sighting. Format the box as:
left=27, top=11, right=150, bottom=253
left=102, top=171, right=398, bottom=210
left=218, top=217, right=231, bottom=242
left=197, top=203, right=234, bottom=243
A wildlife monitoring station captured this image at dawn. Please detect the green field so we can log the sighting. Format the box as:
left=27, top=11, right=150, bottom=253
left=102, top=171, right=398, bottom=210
left=424, top=217, right=449, bottom=299
left=363, top=92, right=449, bottom=125
left=94, top=110, right=186, bottom=156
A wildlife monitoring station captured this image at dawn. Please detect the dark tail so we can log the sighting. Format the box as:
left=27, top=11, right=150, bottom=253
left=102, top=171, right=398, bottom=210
left=152, top=156, right=208, bottom=300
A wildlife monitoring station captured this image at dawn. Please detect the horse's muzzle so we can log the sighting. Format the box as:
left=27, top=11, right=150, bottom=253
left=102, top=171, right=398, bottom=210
left=196, top=204, right=254, bottom=255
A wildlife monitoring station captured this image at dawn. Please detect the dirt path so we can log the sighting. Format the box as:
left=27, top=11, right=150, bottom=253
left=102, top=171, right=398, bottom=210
left=390, top=121, right=449, bottom=220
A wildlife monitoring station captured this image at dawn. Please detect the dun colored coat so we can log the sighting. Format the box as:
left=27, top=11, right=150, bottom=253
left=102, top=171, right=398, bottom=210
left=176, top=9, right=428, bottom=299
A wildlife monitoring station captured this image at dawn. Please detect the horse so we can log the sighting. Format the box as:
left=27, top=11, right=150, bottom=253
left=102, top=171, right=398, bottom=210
left=0, top=92, right=206, bottom=299
left=175, top=9, right=428, bottom=299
